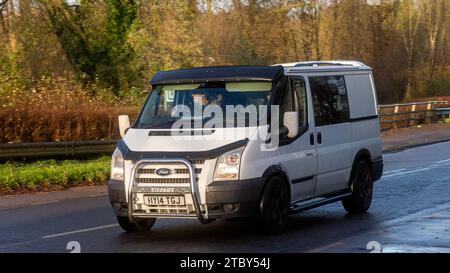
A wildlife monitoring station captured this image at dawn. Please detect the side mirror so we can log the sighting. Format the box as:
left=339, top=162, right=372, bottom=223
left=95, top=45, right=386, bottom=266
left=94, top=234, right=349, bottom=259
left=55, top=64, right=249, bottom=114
left=283, top=111, right=299, bottom=138
left=118, top=115, right=130, bottom=138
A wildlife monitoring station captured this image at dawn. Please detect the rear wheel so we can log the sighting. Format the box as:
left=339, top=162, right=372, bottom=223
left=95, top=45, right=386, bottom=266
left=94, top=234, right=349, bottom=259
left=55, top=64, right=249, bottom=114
left=117, top=216, right=156, bottom=232
left=342, top=161, right=373, bottom=214
left=257, top=176, right=290, bottom=234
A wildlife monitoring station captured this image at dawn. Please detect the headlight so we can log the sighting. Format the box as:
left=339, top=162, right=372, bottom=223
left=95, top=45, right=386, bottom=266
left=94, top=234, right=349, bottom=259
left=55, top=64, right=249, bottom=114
left=213, top=147, right=244, bottom=181
left=111, top=148, right=124, bottom=181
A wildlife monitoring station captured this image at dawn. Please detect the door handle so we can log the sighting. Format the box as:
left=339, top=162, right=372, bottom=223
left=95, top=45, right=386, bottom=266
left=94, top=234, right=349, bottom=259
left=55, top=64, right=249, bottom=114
left=309, top=133, right=314, bottom=145
left=305, top=152, right=314, bottom=157
left=317, top=132, right=322, bottom=144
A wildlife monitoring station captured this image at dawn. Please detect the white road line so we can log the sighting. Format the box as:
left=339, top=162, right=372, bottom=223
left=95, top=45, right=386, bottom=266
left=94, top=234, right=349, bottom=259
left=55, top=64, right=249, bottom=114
left=305, top=241, right=345, bottom=253
left=383, top=169, right=405, bottom=174
left=42, top=224, right=119, bottom=239
left=383, top=168, right=431, bottom=178
left=435, top=158, right=450, bottom=164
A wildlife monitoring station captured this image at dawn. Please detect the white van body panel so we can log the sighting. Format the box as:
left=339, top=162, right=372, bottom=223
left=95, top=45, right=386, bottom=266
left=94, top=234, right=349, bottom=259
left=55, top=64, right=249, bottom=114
left=350, top=118, right=382, bottom=162
left=284, top=67, right=381, bottom=197
left=276, top=135, right=317, bottom=201
left=313, top=122, right=353, bottom=195
left=275, top=77, right=318, bottom=202
left=347, top=72, right=383, bottom=163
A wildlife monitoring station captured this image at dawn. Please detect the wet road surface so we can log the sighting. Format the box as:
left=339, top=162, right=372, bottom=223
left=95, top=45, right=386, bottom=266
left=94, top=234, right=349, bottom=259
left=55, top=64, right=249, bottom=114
left=1, top=141, right=449, bottom=253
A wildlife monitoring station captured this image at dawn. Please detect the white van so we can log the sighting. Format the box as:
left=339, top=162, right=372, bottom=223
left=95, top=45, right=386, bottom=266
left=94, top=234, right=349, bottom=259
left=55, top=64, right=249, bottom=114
left=108, top=61, right=383, bottom=233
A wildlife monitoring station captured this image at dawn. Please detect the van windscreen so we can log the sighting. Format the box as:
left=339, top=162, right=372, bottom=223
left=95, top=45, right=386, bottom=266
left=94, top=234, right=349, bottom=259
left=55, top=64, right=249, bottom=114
left=136, top=82, right=272, bottom=129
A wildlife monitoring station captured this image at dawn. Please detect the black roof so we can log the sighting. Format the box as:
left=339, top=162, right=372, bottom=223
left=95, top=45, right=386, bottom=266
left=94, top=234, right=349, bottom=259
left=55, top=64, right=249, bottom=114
left=150, top=65, right=284, bottom=85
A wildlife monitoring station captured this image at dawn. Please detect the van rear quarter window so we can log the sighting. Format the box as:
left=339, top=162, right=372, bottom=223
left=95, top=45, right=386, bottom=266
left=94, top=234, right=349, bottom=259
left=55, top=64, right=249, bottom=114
left=344, top=74, right=378, bottom=118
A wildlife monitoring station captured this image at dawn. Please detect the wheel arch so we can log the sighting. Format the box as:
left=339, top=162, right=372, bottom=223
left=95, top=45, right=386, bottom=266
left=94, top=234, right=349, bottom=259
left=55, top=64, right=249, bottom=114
left=349, top=149, right=373, bottom=187
left=261, top=164, right=292, bottom=203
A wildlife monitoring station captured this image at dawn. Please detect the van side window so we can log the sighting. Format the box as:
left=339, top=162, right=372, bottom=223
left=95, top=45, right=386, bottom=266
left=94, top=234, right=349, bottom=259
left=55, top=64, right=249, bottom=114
left=309, top=76, right=349, bottom=126
left=278, top=79, right=294, bottom=126
left=278, top=77, right=308, bottom=130
left=292, top=78, right=308, bottom=128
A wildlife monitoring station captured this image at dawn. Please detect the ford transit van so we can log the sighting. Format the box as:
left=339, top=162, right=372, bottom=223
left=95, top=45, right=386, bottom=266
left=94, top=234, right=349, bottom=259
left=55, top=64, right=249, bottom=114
left=108, top=61, right=383, bottom=233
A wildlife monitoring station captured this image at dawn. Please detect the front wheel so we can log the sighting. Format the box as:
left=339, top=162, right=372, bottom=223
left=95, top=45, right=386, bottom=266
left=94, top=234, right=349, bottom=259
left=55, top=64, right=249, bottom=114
left=117, top=216, right=156, bottom=232
left=257, top=176, right=290, bottom=234
left=342, top=161, right=373, bottom=214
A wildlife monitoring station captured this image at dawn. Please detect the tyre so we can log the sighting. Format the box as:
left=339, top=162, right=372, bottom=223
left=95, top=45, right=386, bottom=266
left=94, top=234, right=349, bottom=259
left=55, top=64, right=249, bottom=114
left=257, top=176, right=290, bottom=234
left=117, top=216, right=156, bottom=232
left=342, top=161, right=373, bottom=214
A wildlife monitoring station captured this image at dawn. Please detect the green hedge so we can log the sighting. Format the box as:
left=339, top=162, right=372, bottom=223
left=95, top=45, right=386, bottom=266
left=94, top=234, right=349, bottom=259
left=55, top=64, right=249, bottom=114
left=0, top=156, right=110, bottom=194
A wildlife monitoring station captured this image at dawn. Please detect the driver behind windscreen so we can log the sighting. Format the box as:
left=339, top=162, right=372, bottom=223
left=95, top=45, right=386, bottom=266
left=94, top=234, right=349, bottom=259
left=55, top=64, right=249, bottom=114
left=191, top=93, right=210, bottom=106
left=209, top=93, right=223, bottom=107
left=191, top=92, right=225, bottom=107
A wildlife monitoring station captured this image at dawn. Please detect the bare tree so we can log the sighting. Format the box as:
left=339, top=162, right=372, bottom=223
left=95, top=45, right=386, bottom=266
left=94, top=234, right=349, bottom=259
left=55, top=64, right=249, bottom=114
left=0, top=0, right=15, bottom=51
left=399, top=0, right=423, bottom=99
left=423, top=0, right=446, bottom=82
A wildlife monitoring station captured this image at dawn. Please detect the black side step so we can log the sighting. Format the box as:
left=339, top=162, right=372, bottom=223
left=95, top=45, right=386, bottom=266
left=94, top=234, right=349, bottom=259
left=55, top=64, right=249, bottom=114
left=290, top=192, right=352, bottom=214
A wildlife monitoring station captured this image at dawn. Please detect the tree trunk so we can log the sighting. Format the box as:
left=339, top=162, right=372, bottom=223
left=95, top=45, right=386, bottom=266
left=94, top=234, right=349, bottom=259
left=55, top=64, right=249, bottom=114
left=400, top=0, right=422, bottom=100
left=425, top=0, right=445, bottom=82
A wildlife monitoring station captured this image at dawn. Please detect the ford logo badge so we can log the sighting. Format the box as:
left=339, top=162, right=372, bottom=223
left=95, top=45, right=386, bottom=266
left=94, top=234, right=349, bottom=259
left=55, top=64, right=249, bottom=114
left=155, top=168, right=173, bottom=176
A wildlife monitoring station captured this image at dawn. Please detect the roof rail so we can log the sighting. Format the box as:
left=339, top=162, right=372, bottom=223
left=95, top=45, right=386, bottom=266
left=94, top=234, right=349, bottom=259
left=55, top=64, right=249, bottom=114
left=274, top=60, right=369, bottom=68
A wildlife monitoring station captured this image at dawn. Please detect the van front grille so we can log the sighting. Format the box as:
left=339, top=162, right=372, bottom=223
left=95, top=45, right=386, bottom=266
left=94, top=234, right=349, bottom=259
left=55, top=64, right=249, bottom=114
left=137, top=168, right=201, bottom=174
left=175, top=169, right=202, bottom=174
left=136, top=178, right=199, bottom=184
left=135, top=160, right=204, bottom=184
left=137, top=178, right=189, bottom=183
left=137, top=169, right=156, bottom=174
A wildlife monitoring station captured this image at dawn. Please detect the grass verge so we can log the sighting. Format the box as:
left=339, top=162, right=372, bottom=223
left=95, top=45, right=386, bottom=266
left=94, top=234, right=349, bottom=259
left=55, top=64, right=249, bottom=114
left=0, top=156, right=110, bottom=195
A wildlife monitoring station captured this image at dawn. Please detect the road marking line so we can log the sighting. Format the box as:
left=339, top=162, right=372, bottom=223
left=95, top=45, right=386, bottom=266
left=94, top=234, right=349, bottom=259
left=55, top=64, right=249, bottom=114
left=383, top=169, right=405, bottom=174
left=42, top=224, right=119, bottom=239
left=383, top=167, right=430, bottom=178
left=305, top=241, right=345, bottom=253
left=435, top=158, right=450, bottom=164
left=382, top=244, right=450, bottom=253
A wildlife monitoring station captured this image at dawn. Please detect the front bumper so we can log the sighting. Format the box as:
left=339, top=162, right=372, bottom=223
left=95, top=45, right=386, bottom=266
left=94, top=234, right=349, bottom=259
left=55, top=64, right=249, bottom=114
left=205, top=177, right=266, bottom=218
left=107, top=177, right=266, bottom=219
left=108, top=179, right=128, bottom=217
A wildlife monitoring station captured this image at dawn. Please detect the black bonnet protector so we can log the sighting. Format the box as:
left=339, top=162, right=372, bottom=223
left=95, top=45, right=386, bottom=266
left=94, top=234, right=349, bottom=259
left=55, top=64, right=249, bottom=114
left=150, top=65, right=284, bottom=85
left=117, top=139, right=249, bottom=161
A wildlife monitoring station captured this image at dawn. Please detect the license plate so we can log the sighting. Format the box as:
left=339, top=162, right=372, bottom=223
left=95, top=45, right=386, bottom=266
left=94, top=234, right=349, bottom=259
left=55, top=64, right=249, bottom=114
left=145, top=195, right=185, bottom=206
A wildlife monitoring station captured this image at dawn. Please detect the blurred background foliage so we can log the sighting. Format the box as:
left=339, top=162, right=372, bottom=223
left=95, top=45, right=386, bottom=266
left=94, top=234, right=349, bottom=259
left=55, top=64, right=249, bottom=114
left=0, top=0, right=449, bottom=142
